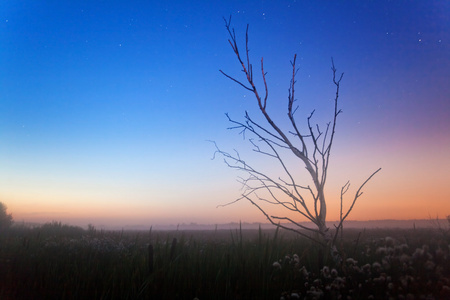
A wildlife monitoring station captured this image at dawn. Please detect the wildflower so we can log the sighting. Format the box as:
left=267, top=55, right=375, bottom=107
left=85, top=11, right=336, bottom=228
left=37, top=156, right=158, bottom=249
left=400, top=243, right=409, bottom=251
left=290, top=293, right=300, bottom=299
left=405, top=293, right=415, bottom=300
left=346, top=258, right=358, bottom=265
left=395, top=243, right=409, bottom=254
left=385, top=236, right=395, bottom=247
left=284, top=255, right=291, bottom=264
left=435, top=247, right=446, bottom=261
left=382, top=257, right=391, bottom=270
left=424, top=260, right=435, bottom=271
left=313, top=278, right=322, bottom=287
left=399, top=254, right=410, bottom=264
left=373, top=274, right=386, bottom=284
left=362, top=263, right=371, bottom=274
left=372, top=262, right=382, bottom=273
left=412, top=247, right=424, bottom=260
left=331, top=245, right=342, bottom=263
left=293, top=254, right=300, bottom=264
left=331, top=268, right=338, bottom=277
left=272, top=261, right=282, bottom=269
left=300, top=266, right=309, bottom=278
left=332, top=277, right=346, bottom=290
left=441, top=285, right=450, bottom=297
left=307, top=287, right=323, bottom=299
left=400, top=275, right=414, bottom=288
left=412, top=247, right=432, bottom=261
left=376, top=246, right=388, bottom=256
left=321, top=266, right=330, bottom=278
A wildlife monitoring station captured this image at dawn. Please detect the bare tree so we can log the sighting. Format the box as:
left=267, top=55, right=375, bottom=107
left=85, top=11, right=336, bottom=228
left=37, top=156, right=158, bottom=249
left=213, top=17, right=381, bottom=256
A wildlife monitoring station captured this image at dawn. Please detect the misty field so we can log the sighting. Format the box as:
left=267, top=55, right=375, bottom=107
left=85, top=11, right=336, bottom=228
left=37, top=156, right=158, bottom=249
left=1, top=222, right=449, bottom=299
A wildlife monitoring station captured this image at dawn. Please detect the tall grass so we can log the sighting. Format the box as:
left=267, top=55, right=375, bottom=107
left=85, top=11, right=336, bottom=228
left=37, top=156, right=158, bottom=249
left=0, top=222, right=449, bottom=299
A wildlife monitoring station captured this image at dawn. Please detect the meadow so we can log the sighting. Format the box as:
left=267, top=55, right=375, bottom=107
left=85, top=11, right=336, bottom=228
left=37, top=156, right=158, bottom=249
left=0, top=221, right=449, bottom=299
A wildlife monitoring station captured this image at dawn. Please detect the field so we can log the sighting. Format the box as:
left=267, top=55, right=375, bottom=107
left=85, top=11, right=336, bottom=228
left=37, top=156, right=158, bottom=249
left=0, top=222, right=449, bottom=299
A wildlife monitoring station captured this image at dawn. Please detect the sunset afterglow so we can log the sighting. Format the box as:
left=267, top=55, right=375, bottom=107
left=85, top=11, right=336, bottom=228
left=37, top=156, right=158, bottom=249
left=1, top=1, right=449, bottom=228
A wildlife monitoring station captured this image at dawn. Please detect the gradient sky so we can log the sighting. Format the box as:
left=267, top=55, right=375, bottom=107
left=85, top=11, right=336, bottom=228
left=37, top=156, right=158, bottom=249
left=1, top=1, right=449, bottom=228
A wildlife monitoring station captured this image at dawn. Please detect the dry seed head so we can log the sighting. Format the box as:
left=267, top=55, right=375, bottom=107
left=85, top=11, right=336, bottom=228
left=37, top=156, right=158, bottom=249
left=272, top=261, right=281, bottom=269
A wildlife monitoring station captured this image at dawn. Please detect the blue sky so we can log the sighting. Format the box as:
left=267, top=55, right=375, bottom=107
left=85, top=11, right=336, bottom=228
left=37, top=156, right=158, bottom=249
left=1, top=1, right=449, bottom=227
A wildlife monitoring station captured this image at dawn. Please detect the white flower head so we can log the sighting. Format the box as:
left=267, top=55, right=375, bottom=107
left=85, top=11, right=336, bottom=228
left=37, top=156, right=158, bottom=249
left=272, top=261, right=282, bottom=269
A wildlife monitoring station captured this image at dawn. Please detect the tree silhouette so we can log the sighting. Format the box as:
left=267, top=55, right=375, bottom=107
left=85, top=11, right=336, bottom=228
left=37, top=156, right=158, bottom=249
left=213, top=17, right=381, bottom=258
left=0, top=202, right=13, bottom=230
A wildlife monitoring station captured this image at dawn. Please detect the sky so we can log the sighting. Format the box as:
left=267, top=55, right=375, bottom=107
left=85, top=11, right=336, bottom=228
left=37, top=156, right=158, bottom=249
left=1, top=1, right=449, bottom=228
